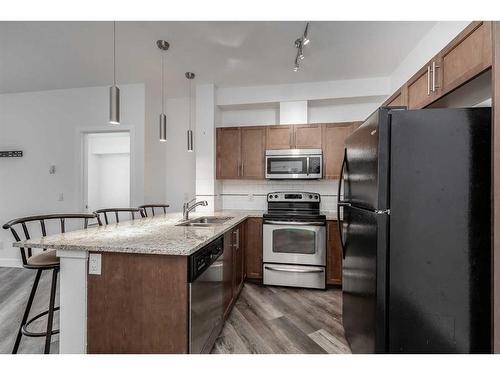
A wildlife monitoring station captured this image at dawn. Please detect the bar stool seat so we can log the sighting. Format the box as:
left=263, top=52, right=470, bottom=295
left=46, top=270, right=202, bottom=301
left=27, top=250, right=59, bottom=268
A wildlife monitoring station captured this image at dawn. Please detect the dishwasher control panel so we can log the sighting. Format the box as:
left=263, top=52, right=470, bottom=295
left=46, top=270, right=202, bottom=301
left=188, top=236, right=223, bottom=282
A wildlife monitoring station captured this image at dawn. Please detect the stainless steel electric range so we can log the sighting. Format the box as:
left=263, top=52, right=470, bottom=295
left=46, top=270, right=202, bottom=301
left=262, top=191, right=326, bottom=289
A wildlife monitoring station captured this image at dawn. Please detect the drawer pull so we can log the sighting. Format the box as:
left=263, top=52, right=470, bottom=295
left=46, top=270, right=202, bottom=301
left=265, top=265, right=324, bottom=273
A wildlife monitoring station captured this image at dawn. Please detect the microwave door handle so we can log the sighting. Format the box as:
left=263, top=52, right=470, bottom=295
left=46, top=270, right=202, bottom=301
left=306, top=157, right=310, bottom=176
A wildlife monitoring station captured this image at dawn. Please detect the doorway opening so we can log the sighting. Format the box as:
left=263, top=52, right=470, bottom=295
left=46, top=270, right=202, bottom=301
left=83, top=132, right=131, bottom=213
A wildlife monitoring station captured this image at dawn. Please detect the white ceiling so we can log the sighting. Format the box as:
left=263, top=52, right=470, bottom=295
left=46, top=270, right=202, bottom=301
left=0, top=21, right=436, bottom=96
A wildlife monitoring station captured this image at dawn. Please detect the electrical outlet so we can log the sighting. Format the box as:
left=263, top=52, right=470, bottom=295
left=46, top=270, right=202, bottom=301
left=88, top=253, right=102, bottom=275
left=58, top=192, right=64, bottom=201
left=247, top=193, right=254, bottom=201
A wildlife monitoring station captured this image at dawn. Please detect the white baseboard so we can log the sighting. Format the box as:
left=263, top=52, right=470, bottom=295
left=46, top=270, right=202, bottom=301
left=0, top=258, right=22, bottom=268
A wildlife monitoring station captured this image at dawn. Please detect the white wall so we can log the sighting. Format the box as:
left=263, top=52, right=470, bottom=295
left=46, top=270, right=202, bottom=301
left=0, top=84, right=145, bottom=267
left=216, top=76, right=390, bottom=106
left=195, top=84, right=221, bottom=213
left=86, top=133, right=131, bottom=213
left=219, top=104, right=279, bottom=127
left=221, top=180, right=339, bottom=212
left=308, top=96, right=386, bottom=123
left=144, top=82, right=167, bottom=204
left=164, top=97, right=196, bottom=212
left=280, top=101, right=308, bottom=124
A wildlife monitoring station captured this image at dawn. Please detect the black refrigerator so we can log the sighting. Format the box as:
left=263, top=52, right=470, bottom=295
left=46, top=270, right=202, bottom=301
left=337, top=107, right=491, bottom=354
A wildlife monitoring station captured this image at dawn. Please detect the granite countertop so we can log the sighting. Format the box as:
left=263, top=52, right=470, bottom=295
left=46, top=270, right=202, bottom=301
left=13, top=210, right=264, bottom=257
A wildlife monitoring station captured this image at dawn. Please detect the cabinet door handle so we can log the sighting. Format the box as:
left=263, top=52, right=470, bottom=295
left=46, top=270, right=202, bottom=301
left=427, top=65, right=431, bottom=96
left=241, top=163, right=244, bottom=177
left=431, top=61, right=440, bottom=92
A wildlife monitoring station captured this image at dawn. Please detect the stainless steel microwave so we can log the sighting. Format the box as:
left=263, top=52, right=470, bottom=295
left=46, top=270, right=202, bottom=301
left=265, top=149, right=323, bottom=179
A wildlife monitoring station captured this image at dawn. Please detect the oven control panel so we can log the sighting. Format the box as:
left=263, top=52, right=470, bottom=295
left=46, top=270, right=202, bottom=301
left=267, top=192, right=320, bottom=202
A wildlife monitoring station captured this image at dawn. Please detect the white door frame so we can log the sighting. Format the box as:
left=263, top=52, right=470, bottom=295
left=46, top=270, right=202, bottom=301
left=75, top=126, right=136, bottom=213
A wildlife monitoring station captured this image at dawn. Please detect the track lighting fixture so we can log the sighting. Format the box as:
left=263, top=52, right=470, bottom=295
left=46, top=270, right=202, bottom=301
left=292, top=22, right=310, bottom=72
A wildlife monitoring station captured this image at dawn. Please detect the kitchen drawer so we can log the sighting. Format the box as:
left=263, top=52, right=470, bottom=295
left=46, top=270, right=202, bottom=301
left=263, top=263, right=325, bottom=289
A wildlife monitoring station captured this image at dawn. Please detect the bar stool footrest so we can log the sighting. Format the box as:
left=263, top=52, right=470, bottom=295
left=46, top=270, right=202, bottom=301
left=21, top=307, right=60, bottom=337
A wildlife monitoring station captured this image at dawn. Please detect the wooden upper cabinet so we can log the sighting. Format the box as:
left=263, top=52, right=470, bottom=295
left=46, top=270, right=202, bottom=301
left=387, top=92, right=403, bottom=107
left=384, top=22, right=493, bottom=111
left=407, top=62, right=439, bottom=109
left=216, top=127, right=241, bottom=179
left=441, top=21, right=492, bottom=95
left=294, top=124, right=322, bottom=148
left=241, top=127, right=266, bottom=179
left=266, top=125, right=293, bottom=149
left=322, top=124, right=350, bottom=179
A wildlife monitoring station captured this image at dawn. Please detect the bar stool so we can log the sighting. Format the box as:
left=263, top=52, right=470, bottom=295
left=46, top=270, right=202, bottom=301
left=2, top=213, right=97, bottom=354
left=94, top=207, right=145, bottom=225
left=138, top=204, right=170, bottom=217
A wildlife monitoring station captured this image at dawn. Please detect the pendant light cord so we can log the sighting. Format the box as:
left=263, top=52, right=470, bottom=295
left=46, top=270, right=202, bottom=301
left=113, top=21, right=116, bottom=86
left=188, top=78, right=192, bottom=131
left=161, top=52, right=164, bottom=113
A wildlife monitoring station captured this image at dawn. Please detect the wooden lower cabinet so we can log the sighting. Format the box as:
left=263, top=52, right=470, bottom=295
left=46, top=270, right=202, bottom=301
left=223, top=223, right=245, bottom=319
left=244, top=217, right=263, bottom=280
left=326, top=220, right=343, bottom=286
left=87, top=253, right=189, bottom=353
left=233, top=224, right=245, bottom=294
left=223, top=230, right=235, bottom=317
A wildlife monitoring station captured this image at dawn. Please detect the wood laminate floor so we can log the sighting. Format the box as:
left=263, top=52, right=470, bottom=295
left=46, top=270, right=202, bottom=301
left=0, top=267, right=350, bottom=354
left=212, top=282, right=351, bottom=354
left=0, top=267, right=59, bottom=354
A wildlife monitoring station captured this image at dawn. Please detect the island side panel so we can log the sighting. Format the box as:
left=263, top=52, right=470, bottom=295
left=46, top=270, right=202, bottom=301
left=87, top=252, right=189, bottom=353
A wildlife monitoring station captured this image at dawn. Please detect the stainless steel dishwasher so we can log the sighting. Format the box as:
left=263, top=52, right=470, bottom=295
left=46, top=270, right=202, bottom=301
left=188, top=236, right=224, bottom=354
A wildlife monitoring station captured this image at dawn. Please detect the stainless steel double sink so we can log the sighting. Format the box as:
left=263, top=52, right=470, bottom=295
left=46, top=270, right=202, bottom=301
left=176, top=216, right=234, bottom=227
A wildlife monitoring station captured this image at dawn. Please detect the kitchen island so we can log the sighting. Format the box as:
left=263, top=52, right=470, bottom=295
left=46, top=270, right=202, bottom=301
left=13, top=210, right=262, bottom=354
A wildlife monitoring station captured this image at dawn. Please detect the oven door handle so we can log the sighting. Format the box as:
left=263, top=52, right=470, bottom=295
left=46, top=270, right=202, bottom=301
left=264, top=265, right=324, bottom=273
left=264, top=220, right=325, bottom=226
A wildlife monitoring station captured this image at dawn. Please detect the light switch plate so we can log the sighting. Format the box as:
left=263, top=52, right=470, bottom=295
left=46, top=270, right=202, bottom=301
left=88, top=253, right=102, bottom=275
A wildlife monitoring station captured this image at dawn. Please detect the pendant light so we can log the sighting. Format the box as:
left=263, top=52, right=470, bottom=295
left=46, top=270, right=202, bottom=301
left=109, top=21, right=120, bottom=125
left=185, top=72, right=195, bottom=152
left=157, top=40, right=170, bottom=142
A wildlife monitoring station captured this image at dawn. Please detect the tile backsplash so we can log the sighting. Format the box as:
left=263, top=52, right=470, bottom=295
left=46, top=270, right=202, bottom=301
left=220, top=179, right=339, bottom=211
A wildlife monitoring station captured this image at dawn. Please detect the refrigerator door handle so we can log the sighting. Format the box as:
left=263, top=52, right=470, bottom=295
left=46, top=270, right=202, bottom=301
left=337, top=149, right=349, bottom=259
left=337, top=207, right=347, bottom=259
left=337, top=148, right=347, bottom=204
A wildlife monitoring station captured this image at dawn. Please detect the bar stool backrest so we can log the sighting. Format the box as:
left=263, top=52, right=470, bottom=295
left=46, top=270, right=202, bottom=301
left=138, top=204, right=170, bottom=217
left=94, top=207, right=145, bottom=225
left=2, top=213, right=98, bottom=266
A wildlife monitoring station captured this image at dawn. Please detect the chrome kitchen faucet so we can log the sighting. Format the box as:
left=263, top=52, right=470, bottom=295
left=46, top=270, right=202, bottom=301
left=182, top=198, right=208, bottom=220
